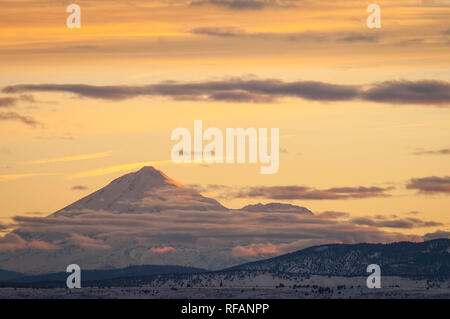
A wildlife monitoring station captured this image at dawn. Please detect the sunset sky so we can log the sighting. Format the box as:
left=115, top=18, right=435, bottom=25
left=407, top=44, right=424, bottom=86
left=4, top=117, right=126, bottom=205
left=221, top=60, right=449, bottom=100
left=0, top=0, right=449, bottom=240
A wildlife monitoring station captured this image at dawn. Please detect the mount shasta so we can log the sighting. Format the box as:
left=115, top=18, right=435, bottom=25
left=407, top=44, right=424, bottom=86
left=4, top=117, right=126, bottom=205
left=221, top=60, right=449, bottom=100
left=0, top=167, right=430, bottom=274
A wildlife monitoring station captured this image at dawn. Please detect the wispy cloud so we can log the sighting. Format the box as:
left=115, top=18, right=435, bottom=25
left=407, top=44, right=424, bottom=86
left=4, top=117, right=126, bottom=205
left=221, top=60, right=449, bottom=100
left=190, top=183, right=394, bottom=200
left=361, top=80, right=450, bottom=106
left=231, top=242, right=280, bottom=257
left=423, top=230, right=450, bottom=240
left=339, top=32, right=379, bottom=43
left=190, top=0, right=301, bottom=10
left=190, top=26, right=247, bottom=37
left=71, top=185, right=89, bottom=191
left=0, top=233, right=58, bottom=252
left=350, top=217, right=443, bottom=229
left=232, top=185, right=394, bottom=200
left=412, top=148, right=450, bottom=156
left=69, top=160, right=175, bottom=179
left=149, top=246, right=176, bottom=253
left=0, top=95, right=36, bottom=108
left=4, top=79, right=449, bottom=105
left=189, top=27, right=379, bottom=44
left=0, top=173, right=52, bottom=182
left=0, top=112, right=40, bottom=127
left=0, top=97, right=17, bottom=108
left=1, top=208, right=424, bottom=270
left=191, top=0, right=274, bottom=10
left=20, top=151, right=114, bottom=166
left=406, top=176, right=450, bottom=194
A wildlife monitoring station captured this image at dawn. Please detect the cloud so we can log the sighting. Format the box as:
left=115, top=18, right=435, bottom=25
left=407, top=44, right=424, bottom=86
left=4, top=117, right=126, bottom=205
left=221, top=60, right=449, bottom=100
left=20, top=151, right=114, bottom=165
left=0, top=205, right=427, bottom=272
left=362, top=80, right=450, bottom=105
left=0, top=233, right=58, bottom=252
left=412, top=148, right=450, bottom=155
left=421, top=0, right=450, bottom=8
left=70, top=160, right=174, bottom=179
left=232, top=185, right=393, bottom=200
left=231, top=243, right=280, bottom=257
left=406, top=176, right=450, bottom=194
left=0, top=112, right=40, bottom=127
left=2, top=80, right=360, bottom=103
left=71, top=185, right=89, bottom=191
left=350, top=217, right=443, bottom=229
left=0, top=95, right=36, bottom=108
left=4, top=79, right=449, bottom=106
left=315, top=211, right=350, bottom=219
left=149, top=246, right=176, bottom=253
left=423, top=230, right=450, bottom=240
left=21, top=212, right=46, bottom=216
left=187, top=184, right=235, bottom=199
left=65, top=234, right=110, bottom=250
left=191, top=184, right=393, bottom=201
left=0, top=97, right=17, bottom=108
left=189, top=28, right=379, bottom=45
left=339, top=32, right=379, bottom=43
left=190, top=0, right=295, bottom=10
left=190, top=26, right=246, bottom=37
left=0, top=173, right=51, bottom=182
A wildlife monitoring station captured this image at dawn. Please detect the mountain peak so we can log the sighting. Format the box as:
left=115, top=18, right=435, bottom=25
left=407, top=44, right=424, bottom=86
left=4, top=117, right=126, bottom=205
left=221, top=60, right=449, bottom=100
left=52, top=167, right=227, bottom=216
left=136, top=166, right=166, bottom=176
left=137, top=165, right=162, bottom=174
left=115, top=166, right=184, bottom=189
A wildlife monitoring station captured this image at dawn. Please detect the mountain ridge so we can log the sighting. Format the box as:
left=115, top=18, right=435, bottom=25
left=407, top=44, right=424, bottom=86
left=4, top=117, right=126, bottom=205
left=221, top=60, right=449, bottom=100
left=226, top=238, right=450, bottom=277
left=2, top=239, right=448, bottom=288
left=2, top=264, right=206, bottom=285
left=0, top=269, right=24, bottom=282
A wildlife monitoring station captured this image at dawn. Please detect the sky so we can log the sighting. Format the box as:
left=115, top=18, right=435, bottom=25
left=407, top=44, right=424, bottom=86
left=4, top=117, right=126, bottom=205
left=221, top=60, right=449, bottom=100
left=0, top=0, right=449, bottom=242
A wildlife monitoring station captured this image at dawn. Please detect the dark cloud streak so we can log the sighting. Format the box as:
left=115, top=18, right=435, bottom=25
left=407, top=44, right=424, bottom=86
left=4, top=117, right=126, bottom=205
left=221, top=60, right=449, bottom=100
left=190, top=0, right=294, bottom=10
left=0, top=112, right=40, bottom=127
left=351, top=217, right=443, bottom=229
left=189, top=28, right=378, bottom=44
left=4, top=79, right=449, bottom=106
left=362, top=80, right=450, bottom=106
left=72, top=185, right=89, bottom=191
left=0, top=97, right=17, bottom=108
left=233, top=185, right=393, bottom=200
left=413, top=148, right=450, bottom=156
left=406, top=176, right=450, bottom=194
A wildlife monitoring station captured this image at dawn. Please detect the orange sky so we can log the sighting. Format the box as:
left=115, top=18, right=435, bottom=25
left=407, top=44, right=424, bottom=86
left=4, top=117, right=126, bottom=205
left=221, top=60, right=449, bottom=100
left=0, top=0, right=449, bottom=238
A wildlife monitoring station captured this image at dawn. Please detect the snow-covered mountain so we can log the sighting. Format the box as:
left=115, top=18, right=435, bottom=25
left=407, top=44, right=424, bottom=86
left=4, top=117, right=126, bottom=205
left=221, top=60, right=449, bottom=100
left=53, top=166, right=227, bottom=216
left=0, top=166, right=424, bottom=274
left=0, top=166, right=325, bottom=274
left=227, top=239, right=450, bottom=277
